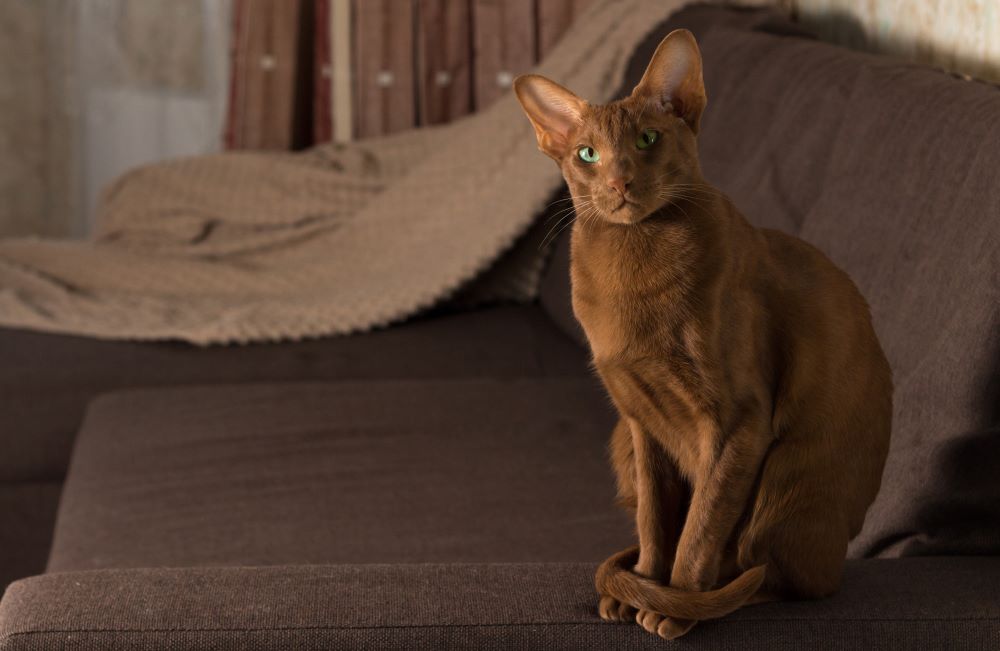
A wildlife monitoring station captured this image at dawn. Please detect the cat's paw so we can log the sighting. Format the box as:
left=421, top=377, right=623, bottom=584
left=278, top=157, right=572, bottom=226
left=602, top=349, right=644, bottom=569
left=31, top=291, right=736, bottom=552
left=598, top=595, right=636, bottom=622
left=635, top=608, right=664, bottom=635
left=657, top=616, right=696, bottom=639
left=636, top=610, right=697, bottom=639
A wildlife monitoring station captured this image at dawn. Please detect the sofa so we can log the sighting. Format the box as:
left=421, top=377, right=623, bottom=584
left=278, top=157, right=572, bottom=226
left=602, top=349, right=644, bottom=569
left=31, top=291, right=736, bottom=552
left=1, top=5, right=998, bottom=649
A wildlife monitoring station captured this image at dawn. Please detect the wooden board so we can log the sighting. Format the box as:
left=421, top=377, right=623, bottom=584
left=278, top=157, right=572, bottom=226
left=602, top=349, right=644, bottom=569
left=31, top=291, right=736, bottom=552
left=471, top=0, right=536, bottom=110
left=416, top=0, right=473, bottom=126
left=313, top=0, right=333, bottom=143
left=352, top=0, right=417, bottom=138
left=225, top=0, right=304, bottom=149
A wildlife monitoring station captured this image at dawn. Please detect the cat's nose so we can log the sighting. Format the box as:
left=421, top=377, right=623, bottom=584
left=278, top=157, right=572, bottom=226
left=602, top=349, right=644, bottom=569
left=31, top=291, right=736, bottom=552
left=607, top=177, right=631, bottom=195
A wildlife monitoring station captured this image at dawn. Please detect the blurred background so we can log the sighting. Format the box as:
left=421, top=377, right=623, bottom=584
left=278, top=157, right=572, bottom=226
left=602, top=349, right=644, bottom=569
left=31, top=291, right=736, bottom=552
left=1, top=0, right=997, bottom=240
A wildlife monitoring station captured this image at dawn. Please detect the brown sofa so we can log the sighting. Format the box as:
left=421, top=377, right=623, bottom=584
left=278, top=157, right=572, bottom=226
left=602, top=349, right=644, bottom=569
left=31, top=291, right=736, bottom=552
left=1, top=5, right=998, bottom=649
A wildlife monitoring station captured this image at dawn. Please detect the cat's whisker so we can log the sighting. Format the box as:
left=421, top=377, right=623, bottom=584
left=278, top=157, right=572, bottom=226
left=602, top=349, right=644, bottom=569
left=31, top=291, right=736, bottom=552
left=549, top=200, right=603, bottom=246
left=539, top=198, right=596, bottom=250
left=544, top=194, right=592, bottom=210
left=539, top=211, right=578, bottom=250
left=658, top=189, right=716, bottom=215
left=545, top=206, right=578, bottom=225
left=581, top=205, right=602, bottom=231
left=548, top=215, right=579, bottom=246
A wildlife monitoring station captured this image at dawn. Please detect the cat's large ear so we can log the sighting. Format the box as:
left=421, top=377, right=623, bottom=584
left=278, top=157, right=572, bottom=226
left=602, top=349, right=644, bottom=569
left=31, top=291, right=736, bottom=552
left=632, top=29, right=707, bottom=134
left=513, top=74, right=585, bottom=160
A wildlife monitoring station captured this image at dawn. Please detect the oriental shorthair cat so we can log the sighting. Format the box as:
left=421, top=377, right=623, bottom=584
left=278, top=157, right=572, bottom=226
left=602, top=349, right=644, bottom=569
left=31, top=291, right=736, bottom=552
left=514, top=30, right=892, bottom=639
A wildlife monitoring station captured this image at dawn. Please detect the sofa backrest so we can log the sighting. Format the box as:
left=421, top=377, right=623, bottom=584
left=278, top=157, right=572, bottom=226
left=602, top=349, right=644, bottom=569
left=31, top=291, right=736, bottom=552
left=539, top=6, right=1000, bottom=558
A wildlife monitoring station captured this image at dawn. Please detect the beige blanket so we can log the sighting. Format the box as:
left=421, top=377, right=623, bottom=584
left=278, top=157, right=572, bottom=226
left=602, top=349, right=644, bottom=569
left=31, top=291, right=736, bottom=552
left=0, top=0, right=682, bottom=344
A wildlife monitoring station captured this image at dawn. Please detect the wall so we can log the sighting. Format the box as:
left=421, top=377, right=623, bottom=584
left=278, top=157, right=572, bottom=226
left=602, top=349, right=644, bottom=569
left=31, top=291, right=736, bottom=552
left=784, top=0, right=1000, bottom=83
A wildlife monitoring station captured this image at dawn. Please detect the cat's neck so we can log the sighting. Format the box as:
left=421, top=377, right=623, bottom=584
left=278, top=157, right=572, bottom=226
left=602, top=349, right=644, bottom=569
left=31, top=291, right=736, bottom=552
left=569, top=186, right=727, bottom=293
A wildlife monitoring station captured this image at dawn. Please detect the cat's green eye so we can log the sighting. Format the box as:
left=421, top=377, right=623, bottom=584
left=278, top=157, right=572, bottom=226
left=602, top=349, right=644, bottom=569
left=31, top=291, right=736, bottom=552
left=637, top=129, right=659, bottom=150
left=577, top=146, right=600, bottom=163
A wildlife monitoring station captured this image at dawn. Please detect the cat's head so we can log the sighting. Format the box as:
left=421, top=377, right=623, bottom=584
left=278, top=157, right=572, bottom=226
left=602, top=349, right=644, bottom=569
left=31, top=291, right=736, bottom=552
left=514, top=29, right=706, bottom=225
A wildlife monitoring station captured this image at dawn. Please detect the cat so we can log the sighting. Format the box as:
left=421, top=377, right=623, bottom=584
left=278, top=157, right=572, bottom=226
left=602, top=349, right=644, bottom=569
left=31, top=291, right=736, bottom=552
left=514, top=28, right=892, bottom=640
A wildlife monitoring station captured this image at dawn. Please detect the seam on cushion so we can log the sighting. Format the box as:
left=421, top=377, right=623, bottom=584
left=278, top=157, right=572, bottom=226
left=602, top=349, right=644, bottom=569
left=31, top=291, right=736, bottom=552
left=2, top=615, right=999, bottom=641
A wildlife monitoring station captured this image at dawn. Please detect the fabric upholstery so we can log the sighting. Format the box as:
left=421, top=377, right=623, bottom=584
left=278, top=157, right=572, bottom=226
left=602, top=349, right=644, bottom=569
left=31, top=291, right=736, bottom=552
left=0, top=305, right=588, bottom=484
left=3, top=558, right=999, bottom=650
left=538, top=223, right=587, bottom=348
left=0, top=483, right=61, bottom=592
left=47, top=380, right=629, bottom=572
left=1, top=307, right=589, bottom=588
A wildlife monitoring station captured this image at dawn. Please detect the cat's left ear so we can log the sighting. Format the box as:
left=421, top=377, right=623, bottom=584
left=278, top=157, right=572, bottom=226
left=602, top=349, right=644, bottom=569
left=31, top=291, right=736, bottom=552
left=632, top=29, right=707, bottom=134
left=514, top=74, right=585, bottom=160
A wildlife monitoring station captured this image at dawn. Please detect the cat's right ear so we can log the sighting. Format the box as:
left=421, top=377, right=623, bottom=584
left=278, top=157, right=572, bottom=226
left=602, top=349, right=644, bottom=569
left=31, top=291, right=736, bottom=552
left=632, top=29, right=707, bottom=134
left=513, top=75, right=585, bottom=160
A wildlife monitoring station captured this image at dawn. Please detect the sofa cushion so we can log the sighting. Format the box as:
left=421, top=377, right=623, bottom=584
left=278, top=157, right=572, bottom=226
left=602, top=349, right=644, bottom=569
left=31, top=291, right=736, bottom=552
left=538, top=225, right=588, bottom=348
left=47, top=380, right=630, bottom=572
left=0, top=483, right=61, bottom=592
left=0, top=305, right=589, bottom=484
left=3, top=558, right=999, bottom=650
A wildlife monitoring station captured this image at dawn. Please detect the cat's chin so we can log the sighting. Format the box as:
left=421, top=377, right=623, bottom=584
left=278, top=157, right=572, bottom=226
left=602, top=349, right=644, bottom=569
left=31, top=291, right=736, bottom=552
left=602, top=202, right=653, bottom=226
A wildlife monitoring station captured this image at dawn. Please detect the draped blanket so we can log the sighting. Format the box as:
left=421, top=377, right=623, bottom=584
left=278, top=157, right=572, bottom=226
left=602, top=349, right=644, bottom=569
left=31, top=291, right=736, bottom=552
left=0, top=0, right=684, bottom=344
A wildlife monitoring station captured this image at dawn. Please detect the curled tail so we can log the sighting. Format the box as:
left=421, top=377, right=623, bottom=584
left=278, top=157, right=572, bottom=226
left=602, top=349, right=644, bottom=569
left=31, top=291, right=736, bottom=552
left=595, top=546, right=766, bottom=621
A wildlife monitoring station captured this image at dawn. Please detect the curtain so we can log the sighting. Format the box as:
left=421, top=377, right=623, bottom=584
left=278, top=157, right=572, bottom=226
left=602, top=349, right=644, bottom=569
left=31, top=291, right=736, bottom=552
left=0, top=0, right=232, bottom=238
left=224, top=0, right=593, bottom=149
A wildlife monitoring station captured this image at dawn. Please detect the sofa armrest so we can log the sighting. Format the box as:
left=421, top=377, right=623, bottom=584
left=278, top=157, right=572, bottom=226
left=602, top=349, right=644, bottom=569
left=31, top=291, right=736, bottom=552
left=2, top=560, right=999, bottom=650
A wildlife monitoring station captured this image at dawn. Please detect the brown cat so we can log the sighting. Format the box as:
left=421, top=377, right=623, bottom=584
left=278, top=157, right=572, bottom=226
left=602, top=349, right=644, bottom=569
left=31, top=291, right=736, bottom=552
left=514, top=29, right=892, bottom=639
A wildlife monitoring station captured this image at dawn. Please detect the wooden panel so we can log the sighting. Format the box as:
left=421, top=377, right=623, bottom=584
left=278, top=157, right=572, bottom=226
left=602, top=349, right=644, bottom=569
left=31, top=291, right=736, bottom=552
left=536, top=0, right=590, bottom=57
left=352, top=0, right=416, bottom=138
left=471, top=0, right=536, bottom=110
left=331, top=0, right=353, bottom=142
left=313, top=0, right=333, bottom=143
left=416, top=0, right=473, bottom=126
left=224, top=0, right=304, bottom=149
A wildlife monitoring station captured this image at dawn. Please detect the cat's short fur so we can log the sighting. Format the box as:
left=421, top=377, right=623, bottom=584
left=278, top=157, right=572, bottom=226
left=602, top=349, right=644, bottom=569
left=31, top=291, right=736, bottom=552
left=514, top=29, right=892, bottom=639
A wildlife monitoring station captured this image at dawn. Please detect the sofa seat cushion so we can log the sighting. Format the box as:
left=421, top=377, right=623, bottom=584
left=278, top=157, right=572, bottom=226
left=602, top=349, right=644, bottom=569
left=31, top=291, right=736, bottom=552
left=4, top=558, right=999, bottom=650
left=47, top=380, right=631, bottom=572
left=0, top=305, right=590, bottom=483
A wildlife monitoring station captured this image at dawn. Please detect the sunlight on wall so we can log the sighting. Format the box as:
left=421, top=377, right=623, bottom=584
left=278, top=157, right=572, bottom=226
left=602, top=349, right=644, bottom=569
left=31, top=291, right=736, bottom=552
left=785, top=0, right=1000, bottom=83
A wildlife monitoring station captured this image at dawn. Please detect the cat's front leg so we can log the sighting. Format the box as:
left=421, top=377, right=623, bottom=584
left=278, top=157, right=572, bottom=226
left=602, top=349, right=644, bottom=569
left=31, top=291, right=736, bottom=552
left=628, top=417, right=685, bottom=579
left=624, top=417, right=689, bottom=636
left=596, top=417, right=685, bottom=627
left=660, top=415, right=772, bottom=637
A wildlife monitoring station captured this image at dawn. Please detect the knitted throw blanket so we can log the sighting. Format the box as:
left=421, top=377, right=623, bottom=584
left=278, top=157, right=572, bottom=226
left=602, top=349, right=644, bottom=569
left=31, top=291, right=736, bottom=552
left=0, top=0, right=683, bottom=344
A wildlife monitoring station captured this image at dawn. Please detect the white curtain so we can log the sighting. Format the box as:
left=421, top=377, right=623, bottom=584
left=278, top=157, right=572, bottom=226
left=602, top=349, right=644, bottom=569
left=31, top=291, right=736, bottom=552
left=0, top=0, right=231, bottom=238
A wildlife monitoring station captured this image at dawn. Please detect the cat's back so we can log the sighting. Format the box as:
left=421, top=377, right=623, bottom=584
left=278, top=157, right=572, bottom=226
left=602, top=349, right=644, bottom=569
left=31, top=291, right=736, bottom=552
left=758, top=225, right=892, bottom=450
left=759, top=227, right=872, bottom=323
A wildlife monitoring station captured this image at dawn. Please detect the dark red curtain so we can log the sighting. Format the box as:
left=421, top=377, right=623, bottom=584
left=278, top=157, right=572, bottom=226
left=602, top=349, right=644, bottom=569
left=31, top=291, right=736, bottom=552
left=224, top=0, right=591, bottom=150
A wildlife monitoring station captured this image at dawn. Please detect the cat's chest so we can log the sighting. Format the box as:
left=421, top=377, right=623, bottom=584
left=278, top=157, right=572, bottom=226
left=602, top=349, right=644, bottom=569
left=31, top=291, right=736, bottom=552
left=573, top=289, right=656, bottom=360
left=569, top=246, right=718, bottom=435
left=570, top=257, right=688, bottom=362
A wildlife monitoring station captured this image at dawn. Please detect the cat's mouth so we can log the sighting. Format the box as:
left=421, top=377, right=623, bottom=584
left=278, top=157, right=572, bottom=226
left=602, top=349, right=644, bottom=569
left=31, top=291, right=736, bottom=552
left=604, top=198, right=649, bottom=225
left=612, top=199, right=640, bottom=213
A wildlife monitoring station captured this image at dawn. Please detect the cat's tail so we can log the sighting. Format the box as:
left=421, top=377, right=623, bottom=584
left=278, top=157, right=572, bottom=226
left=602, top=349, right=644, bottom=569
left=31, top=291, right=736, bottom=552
left=595, top=546, right=767, bottom=621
